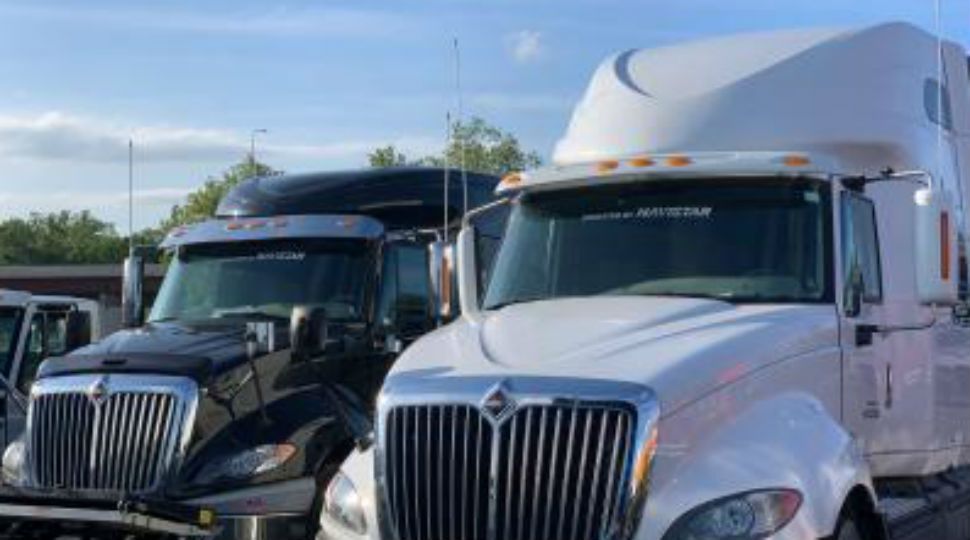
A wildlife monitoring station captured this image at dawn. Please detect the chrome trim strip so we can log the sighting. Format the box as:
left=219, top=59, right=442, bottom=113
left=374, top=375, right=660, bottom=540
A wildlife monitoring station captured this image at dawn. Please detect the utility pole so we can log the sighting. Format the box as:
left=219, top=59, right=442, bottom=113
left=250, top=128, right=268, bottom=171
left=128, top=138, right=134, bottom=251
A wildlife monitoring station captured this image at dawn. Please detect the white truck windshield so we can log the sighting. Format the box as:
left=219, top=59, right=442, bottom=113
left=484, top=179, right=832, bottom=308
left=149, top=238, right=373, bottom=323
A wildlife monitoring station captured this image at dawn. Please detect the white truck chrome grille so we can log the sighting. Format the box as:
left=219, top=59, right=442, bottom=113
left=26, top=374, right=198, bottom=494
left=382, top=401, right=634, bottom=540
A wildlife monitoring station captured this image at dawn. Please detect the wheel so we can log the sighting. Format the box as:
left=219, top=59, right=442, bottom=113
left=834, top=513, right=864, bottom=540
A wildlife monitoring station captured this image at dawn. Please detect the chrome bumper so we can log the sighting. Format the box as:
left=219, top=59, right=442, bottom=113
left=0, top=500, right=216, bottom=537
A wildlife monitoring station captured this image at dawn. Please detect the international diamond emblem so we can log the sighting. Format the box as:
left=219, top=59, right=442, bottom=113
left=482, top=383, right=515, bottom=423
left=86, top=376, right=110, bottom=406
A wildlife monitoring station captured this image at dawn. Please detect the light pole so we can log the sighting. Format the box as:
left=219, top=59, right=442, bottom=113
left=250, top=128, right=268, bottom=170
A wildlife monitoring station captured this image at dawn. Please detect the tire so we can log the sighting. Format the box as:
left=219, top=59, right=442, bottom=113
left=834, top=513, right=865, bottom=540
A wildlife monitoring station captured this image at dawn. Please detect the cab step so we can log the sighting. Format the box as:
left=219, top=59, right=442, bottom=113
left=877, top=468, right=970, bottom=540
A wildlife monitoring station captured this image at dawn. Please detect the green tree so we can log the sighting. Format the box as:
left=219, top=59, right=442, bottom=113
left=0, top=211, right=128, bottom=265
left=369, top=117, right=542, bottom=176
left=159, top=155, right=279, bottom=231
left=368, top=145, right=410, bottom=168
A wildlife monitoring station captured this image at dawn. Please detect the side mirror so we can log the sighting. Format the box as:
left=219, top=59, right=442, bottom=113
left=64, top=310, right=92, bottom=352
left=456, top=226, right=480, bottom=320
left=428, top=241, right=456, bottom=323
left=915, top=189, right=959, bottom=305
left=290, top=306, right=340, bottom=361
left=121, top=253, right=145, bottom=328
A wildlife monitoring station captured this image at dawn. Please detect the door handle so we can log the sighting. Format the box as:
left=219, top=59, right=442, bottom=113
left=885, top=364, right=893, bottom=409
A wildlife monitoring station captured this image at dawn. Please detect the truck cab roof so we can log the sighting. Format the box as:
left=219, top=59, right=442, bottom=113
left=217, top=167, right=499, bottom=231
left=0, top=290, right=96, bottom=310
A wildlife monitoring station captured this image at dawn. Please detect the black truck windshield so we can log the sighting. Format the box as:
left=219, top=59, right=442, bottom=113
left=149, top=238, right=373, bottom=323
left=0, top=307, right=22, bottom=373
left=484, top=179, right=833, bottom=308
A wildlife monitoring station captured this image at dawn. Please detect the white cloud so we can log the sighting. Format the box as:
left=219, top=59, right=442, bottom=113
left=507, top=30, right=544, bottom=64
left=0, top=112, right=243, bottom=163
left=0, top=111, right=440, bottom=165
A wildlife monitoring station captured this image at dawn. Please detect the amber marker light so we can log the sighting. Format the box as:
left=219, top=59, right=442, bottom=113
left=499, top=172, right=523, bottom=188
left=596, top=160, right=620, bottom=174
left=665, top=155, right=692, bottom=167
left=629, top=156, right=655, bottom=167
left=783, top=155, right=811, bottom=167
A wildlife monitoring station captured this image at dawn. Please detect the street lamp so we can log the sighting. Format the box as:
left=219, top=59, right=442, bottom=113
left=250, top=128, right=268, bottom=169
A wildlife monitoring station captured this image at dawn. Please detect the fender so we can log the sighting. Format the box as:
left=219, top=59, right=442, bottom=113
left=638, top=392, right=875, bottom=539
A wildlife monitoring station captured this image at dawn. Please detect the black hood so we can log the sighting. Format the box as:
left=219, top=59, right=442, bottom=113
left=37, top=321, right=287, bottom=384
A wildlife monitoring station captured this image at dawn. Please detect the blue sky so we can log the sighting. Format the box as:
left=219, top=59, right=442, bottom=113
left=0, top=0, right=967, bottom=232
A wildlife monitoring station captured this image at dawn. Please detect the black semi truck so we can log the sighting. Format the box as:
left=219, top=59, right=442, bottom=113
left=0, top=167, right=503, bottom=539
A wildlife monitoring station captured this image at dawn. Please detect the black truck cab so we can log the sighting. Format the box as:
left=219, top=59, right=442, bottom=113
left=0, top=168, right=503, bottom=539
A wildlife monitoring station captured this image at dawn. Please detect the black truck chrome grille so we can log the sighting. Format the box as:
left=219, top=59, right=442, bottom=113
left=27, top=375, right=196, bottom=494
left=383, top=402, right=634, bottom=540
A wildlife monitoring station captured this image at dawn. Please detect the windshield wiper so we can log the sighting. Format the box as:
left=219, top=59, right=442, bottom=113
left=631, top=292, right=743, bottom=303
left=485, top=295, right=555, bottom=311
left=213, top=309, right=288, bottom=321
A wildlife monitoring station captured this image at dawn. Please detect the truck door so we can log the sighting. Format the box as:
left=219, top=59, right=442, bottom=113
left=840, top=191, right=894, bottom=455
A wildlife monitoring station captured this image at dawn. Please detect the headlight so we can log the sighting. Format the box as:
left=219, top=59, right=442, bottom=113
left=195, top=443, right=296, bottom=484
left=2, top=439, right=25, bottom=486
left=323, top=471, right=367, bottom=535
left=664, top=489, right=802, bottom=540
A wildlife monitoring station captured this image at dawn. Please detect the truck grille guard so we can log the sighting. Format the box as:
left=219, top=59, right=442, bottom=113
left=25, top=374, right=199, bottom=495
left=376, top=376, right=660, bottom=540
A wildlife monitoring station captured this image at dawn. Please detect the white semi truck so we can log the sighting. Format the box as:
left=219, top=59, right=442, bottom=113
left=0, top=290, right=100, bottom=453
left=320, top=23, right=970, bottom=540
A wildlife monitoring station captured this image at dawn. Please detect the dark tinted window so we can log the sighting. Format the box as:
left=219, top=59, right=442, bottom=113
left=150, top=239, right=373, bottom=322
left=925, top=78, right=953, bottom=130
left=485, top=179, right=833, bottom=307
left=0, top=308, right=23, bottom=376
left=841, top=193, right=883, bottom=302
left=18, top=310, right=69, bottom=394
left=378, top=243, right=431, bottom=337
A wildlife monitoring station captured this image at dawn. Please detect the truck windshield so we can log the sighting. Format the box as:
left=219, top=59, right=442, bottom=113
left=484, top=179, right=832, bottom=308
left=0, top=307, right=23, bottom=373
left=149, top=238, right=373, bottom=323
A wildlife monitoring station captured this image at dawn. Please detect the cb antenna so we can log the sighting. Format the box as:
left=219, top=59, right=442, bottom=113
left=454, top=37, right=468, bottom=215
left=443, top=112, right=452, bottom=243
left=934, top=0, right=943, bottom=192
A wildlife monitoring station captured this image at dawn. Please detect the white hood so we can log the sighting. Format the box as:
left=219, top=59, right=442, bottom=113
left=390, top=296, right=838, bottom=415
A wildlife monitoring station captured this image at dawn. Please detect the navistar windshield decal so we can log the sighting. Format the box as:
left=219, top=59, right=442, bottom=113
left=581, top=206, right=714, bottom=222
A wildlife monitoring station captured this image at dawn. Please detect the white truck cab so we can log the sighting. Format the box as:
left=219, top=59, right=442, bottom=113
left=0, top=290, right=100, bottom=452
left=322, top=23, right=970, bottom=540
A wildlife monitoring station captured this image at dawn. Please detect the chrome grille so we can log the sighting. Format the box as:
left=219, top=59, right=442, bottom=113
left=383, top=401, right=634, bottom=540
left=27, top=375, right=197, bottom=494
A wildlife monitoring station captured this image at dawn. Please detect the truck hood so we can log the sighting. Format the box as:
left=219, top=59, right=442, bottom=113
left=40, top=321, right=273, bottom=383
left=391, top=297, right=838, bottom=414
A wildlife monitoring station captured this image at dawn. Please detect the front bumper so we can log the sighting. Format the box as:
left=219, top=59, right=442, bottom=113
left=0, top=491, right=217, bottom=537
left=0, top=478, right=317, bottom=538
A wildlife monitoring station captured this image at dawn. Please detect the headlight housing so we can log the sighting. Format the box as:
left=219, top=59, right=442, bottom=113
left=323, top=471, right=367, bottom=534
left=663, top=489, right=802, bottom=540
left=2, top=439, right=25, bottom=487
left=195, top=444, right=296, bottom=485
